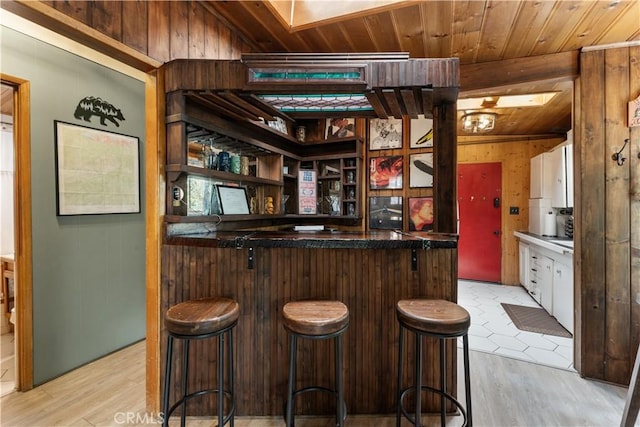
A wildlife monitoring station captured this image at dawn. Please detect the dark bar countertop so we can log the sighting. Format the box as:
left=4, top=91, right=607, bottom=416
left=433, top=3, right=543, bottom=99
left=165, top=230, right=458, bottom=249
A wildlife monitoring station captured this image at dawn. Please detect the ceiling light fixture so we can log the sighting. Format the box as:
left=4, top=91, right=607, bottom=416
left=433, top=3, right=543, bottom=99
left=461, top=112, right=497, bottom=134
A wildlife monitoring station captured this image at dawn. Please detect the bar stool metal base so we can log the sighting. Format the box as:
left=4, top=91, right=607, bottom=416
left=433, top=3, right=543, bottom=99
left=396, top=322, right=472, bottom=427
left=284, top=327, right=348, bottom=427
left=162, top=322, right=236, bottom=427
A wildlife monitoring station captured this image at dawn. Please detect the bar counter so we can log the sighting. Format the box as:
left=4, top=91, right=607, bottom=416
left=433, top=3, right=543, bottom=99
left=166, top=229, right=458, bottom=249
left=161, top=230, right=459, bottom=416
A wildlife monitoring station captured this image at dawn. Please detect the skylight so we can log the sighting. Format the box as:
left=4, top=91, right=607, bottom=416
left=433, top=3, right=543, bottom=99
left=457, top=93, right=558, bottom=110
left=266, top=0, right=410, bottom=30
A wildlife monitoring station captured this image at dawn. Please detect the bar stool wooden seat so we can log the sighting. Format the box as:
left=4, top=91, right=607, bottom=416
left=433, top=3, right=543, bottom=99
left=282, top=300, right=349, bottom=427
left=162, top=297, right=239, bottom=427
left=396, top=299, right=472, bottom=427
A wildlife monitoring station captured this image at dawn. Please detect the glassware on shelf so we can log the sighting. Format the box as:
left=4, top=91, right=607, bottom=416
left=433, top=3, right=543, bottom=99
left=240, top=156, right=250, bottom=175
left=347, top=187, right=355, bottom=200
left=346, top=171, right=355, bottom=183
left=326, top=195, right=340, bottom=215
left=218, top=151, right=230, bottom=172
left=230, top=155, right=241, bottom=174
left=296, top=126, right=306, bottom=142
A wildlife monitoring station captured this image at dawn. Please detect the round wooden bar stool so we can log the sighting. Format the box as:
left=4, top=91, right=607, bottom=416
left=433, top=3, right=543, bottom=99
left=282, top=300, right=349, bottom=427
left=162, top=297, right=239, bottom=427
left=396, top=299, right=472, bottom=427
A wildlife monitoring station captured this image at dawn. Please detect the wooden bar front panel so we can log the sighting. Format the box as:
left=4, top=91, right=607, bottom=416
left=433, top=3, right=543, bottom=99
left=161, top=243, right=458, bottom=416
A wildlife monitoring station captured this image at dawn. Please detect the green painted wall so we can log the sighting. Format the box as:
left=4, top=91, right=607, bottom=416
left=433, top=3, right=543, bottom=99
left=1, top=27, right=146, bottom=385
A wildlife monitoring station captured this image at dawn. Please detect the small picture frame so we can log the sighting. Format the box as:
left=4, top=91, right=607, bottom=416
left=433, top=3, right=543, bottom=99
left=409, top=152, right=434, bottom=188
left=216, top=184, right=250, bottom=215
left=325, top=117, right=355, bottom=139
left=408, top=197, right=434, bottom=231
left=298, top=170, right=317, bottom=214
left=410, top=117, right=434, bottom=148
left=370, top=156, right=403, bottom=189
left=369, top=118, right=402, bottom=150
left=369, top=196, right=403, bottom=230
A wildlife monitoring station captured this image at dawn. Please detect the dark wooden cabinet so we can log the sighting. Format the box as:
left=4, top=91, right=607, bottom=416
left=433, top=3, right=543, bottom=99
left=164, top=91, right=363, bottom=227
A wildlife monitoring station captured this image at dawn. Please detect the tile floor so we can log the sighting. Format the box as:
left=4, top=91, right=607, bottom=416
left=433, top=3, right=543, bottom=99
left=0, top=331, right=15, bottom=396
left=457, top=279, right=575, bottom=371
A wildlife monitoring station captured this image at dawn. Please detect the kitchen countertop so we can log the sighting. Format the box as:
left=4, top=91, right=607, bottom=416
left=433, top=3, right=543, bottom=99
left=165, top=230, right=458, bottom=249
left=514, top=231, right=573, bottom=255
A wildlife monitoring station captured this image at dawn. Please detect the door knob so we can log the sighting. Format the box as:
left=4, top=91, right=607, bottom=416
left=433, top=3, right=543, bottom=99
left=493, top=230, right=500, bottom=236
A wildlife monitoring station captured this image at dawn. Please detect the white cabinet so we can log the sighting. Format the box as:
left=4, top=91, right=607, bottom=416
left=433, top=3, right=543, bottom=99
left=529, top=143, right=573, bottom=208
left=547, top=144, right=573, bottom=208
left=565, top=145, right=574, bottom=208
left=530, top=152, right=551, bottom=199
left=518, top=241, right=530, bottom=290
left=553, top=260, right=574, bottom=333
left=530, top=250, right=553, bottom=313
left=515, top=231, right=574, bottom=335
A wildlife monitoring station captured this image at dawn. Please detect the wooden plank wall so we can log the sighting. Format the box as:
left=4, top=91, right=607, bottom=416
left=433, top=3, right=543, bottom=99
left=41, top=0, right=254, bottom=62
left=161, top=244, right=458, bottom=416
left=458, top=137, right=563, bottom=284
left=578, top=45, right=640, bottom=385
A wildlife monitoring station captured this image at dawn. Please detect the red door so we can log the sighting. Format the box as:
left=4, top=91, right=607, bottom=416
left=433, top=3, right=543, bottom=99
left=457, top=162, right=502, bottom=283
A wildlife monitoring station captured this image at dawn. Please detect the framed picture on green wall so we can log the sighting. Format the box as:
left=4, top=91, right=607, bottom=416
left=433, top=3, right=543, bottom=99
left=54, top=120, right=140, bottom=215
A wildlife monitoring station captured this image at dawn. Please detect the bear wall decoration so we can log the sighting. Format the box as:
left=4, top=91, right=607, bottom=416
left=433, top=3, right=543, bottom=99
left=74, top=96, right=125, bottom=127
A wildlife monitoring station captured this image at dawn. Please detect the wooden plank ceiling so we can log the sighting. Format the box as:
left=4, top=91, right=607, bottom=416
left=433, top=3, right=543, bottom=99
left=204, top=0, right=640, bottom=136
left=3, top=0, right=639, bottom=137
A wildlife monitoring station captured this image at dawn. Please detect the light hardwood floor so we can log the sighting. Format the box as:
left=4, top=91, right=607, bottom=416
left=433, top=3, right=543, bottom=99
left=0, top=340, right=628, bottom=426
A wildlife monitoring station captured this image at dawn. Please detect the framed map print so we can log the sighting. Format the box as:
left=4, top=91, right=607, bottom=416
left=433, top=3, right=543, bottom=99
left=410, top=117, right=433, bottom=148
left=409, top=152, right=434, bottom=188
left=369, top=118, right=402, bottom=150
left=54, top=120, right=140, bottom=215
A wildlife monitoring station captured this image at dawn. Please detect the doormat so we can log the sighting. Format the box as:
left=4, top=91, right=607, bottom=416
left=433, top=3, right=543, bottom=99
left=501, top=303, right=572, bottom=338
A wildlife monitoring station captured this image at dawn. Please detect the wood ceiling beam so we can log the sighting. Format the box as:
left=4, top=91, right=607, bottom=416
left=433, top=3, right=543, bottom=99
left=187, top=92, right=249, bottom=124
left=217, top=92, right=277, bottom=122
left=1, top=0, right=161, bottom=72
left=382, top=89, right=404, bottom=119
left=400, top=89, right=419, bottom=119
left=421, top=89, right=434, bottom=117
left=460, top=51, right=579, bottom=94
left=364, top=91, right=389, bottom=119
left=200, top=91, right=262, bottom=122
